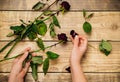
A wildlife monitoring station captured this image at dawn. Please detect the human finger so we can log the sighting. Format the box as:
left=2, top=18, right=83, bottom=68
left=73, top=35, right=79, bottom=48
left=18, top=62, right=30, bottom=78
left=69, top=36, right=74, bottom=43
left=19, top=51, right=29, bottom=63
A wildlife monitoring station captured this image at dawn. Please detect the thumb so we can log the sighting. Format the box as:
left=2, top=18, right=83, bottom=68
left=74, top=35, right=79, bottom=47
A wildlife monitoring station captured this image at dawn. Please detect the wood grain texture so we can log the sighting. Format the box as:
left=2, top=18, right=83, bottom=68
left=0, top=42, right=120, bottom=72
left=0, top=0, right=120, bottom=81
left=0, top=12, right=120, bottom=41
left=0, top=73, right=120, bottom=82
left=0, top=0, right=120, bottom=10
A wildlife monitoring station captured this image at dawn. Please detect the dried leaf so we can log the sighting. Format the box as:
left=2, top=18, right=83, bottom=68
left=83, top=9, right=86, bottom=18
left=32, top=1, right=45, bottom=10
left=43, top=10, right=53, bottom=16
left=87, top=13, right=94, bottom=19
left=6, top=32, right=14, bottom=37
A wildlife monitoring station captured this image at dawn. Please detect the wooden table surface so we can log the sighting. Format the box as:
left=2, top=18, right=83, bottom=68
left=0, top=0, right=120, bottom=82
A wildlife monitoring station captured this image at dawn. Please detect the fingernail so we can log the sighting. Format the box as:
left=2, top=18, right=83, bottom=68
left=75, top=35, right=78, bottom=38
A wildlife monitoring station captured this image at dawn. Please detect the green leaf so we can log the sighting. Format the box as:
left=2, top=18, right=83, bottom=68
left=99, top=40, right=112, bottom=56
left=102, top=40, right=112, bottom=51
left=83, top=21, right=92, bottom=33
left=36, top=38, right=45, bottom=51
left=50, top=30, right=56, bottom=38
left=36, top=21, right=47, bottom=36
left=49, top=23, right=56, bottom=38
left=43, top=10, right=53, bottom=16
left=22, top=53, right=32, bottom=67
left=49, top=22, right=54, bottom=29
left=31, top=23, right=39, bottom=33
left=27, top=32, right=37, bottom=40
left=32, top=56, right=43, bottom=64
left=52, top=16, right=61, bottom=28
left=30, top=62, right=38, bottom=81
left=11, top=24, right=26, bottom=36
left=83, top=9, right=86, bottom=18
left=43, top=58, right=49, bottom=75
left=20, top=24, right=32, bottom=39
left=87, top=13, right=94, bottom=19
left=6, top=32, right=14, bottom=37
left=32, top=1, right=45, bottom=10
left=46, top=51, right=59, bottom=60
left=10, top=25, right=24, bottom=31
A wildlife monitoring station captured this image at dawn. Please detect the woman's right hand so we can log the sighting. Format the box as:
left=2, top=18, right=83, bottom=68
left=70, top=35, right=88, bottom=64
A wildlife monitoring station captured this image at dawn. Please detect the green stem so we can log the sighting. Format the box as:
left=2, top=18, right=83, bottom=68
left=0, top=54, right=21, bottom=62
left=0, top=41, right=63, bottom=62
left=20, top=19, right=28, bottom=25
left=33, top=41, right=63, bottom=53
left=0, top=37, right=18, bottom=53
left=4, top=41, right=18, bottom=58
left=45, top=0, right=58, bottom=10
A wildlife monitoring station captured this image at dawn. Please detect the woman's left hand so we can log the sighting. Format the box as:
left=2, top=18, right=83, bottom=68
left=8, top=47, right=31, bottom=82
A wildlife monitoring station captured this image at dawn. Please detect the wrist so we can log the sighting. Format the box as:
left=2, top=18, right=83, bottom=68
left=70, top=60, right=81, bottom=67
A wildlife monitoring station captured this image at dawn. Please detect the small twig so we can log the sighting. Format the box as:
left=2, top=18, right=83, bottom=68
left=88, top=43, right=97, bottom=50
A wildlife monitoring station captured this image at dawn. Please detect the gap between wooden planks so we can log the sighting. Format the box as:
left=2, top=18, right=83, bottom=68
left=0, top=0, right=120, bottom=11
left=0, top=73, right=120, bottom=82
left=0, top=42, right=120, bottom=72
left=0, top=11, right=120, bottom=41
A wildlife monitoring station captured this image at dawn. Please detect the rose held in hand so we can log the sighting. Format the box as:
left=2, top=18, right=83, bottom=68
left=70, top=30, right=78, bottom=38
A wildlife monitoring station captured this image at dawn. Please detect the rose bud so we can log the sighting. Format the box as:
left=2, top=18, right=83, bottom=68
left=60, top=1, right=71, bottom=13
left=70, top=30, right=78, bottom=38
left=65, top=66, right=71, bottom=73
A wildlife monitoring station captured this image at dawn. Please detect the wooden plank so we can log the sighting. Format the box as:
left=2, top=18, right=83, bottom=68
left=0, top=11, right=120, bottom=41
left=0, top=73, right=120, bottom=82
left=0, top=42, right=120, bottom=72
left=0, top=0, right=120, bottom=10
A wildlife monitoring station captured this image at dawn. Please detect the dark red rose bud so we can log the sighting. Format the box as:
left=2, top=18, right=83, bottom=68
left=70, top=30, right=78, bottom=38
left=65, top=66, right=71, bottom=73
left=61, top=1, right=71, bottom=11
left=57, top=33, right=68, bottom=43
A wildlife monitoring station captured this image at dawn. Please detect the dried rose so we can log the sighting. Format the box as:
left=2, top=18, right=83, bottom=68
left=57, top=33, right=68, bottom=43
left=60, top=1, right=71, bottom=13
left=70, top=30, right=78, bottom=38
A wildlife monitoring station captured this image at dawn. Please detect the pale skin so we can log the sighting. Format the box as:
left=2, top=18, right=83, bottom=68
left=70, top=35, right=88, bottom=82
left=8, top=47, right=36, bottom=82
left=9, top=34, right=88, bottom=82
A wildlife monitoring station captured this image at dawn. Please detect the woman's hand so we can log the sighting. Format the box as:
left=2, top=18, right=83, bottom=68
left=70, top=35, right=88, bottom=82
left=70, top=35, right=88, bottom=64
left=8, top=47, right=31, bottom=82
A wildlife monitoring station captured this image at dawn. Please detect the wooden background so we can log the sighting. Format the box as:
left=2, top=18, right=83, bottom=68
left=0, top=0, right=120, bottom=82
